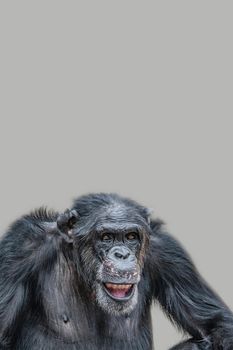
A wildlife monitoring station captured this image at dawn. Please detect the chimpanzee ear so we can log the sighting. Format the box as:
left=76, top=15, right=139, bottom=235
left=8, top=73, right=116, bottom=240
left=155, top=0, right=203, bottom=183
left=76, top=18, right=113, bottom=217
left=150, top=218, right=164, bottom=233
left=144, top=208, right=153, bottom=224
left=143, top=208, right=164, bottom=231
left=57, top=209, right=79, bottom=243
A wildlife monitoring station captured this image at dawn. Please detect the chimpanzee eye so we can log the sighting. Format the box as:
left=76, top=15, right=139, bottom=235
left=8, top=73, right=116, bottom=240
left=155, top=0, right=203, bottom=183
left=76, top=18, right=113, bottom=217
left=126, top=232, right=138, bottom=241
left=101, top=233, right=112, bottom=242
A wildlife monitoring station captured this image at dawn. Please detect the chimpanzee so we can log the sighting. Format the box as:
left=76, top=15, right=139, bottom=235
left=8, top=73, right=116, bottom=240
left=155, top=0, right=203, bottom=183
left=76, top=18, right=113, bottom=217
left=0, top=193, right=232, bottom=349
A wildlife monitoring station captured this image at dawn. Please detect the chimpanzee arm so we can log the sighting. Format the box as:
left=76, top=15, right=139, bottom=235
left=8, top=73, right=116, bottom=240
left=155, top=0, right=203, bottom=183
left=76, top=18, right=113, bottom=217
left=0, top=208, right=78, bottom=348
left=147, top=220, right=233, bottom=349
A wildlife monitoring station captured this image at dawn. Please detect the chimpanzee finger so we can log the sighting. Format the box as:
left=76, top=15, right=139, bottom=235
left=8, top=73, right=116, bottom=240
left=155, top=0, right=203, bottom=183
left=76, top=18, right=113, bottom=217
left=57, top=209, right=79, bottom=238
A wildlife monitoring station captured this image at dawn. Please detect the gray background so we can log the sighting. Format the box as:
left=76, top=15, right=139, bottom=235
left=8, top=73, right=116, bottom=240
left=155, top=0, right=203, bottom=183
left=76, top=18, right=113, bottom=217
left=0, top=2, right=232, bottom=349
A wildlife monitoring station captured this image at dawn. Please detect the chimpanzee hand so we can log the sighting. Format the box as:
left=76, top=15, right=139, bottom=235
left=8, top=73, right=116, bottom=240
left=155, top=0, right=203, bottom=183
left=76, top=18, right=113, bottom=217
left=56, top=209, right=79, bottom=243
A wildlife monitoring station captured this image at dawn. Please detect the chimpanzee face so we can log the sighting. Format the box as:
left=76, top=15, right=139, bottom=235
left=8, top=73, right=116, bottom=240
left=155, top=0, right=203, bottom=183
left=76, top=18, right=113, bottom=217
left=74, top=201, right=150, bottom=315
left=94, top=224, right=147, bottom=315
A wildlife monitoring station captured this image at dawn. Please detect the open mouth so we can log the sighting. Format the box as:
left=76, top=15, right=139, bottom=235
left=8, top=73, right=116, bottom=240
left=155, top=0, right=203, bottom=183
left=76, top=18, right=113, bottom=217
left=103, top=283, right=135, bottom=301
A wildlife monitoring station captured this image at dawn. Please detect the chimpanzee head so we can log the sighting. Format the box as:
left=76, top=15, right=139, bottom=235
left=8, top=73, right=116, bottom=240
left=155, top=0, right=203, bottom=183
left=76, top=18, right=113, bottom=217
left=61, top=193, right=152, bottom=316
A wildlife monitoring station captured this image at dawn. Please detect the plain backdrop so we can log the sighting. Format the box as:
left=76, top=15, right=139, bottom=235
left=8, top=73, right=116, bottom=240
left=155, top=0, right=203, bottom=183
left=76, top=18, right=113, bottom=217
left=0, top=2, right=232, bottom=349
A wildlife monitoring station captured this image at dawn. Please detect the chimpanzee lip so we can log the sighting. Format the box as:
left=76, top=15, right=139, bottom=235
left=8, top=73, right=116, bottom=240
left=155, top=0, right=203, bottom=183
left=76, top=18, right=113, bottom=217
left=103, top=282, right=135, bottom=301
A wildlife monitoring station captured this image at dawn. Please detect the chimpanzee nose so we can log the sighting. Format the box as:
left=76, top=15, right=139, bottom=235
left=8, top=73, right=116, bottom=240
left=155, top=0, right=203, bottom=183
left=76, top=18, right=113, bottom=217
left=112, top=246, right=130, bottom=260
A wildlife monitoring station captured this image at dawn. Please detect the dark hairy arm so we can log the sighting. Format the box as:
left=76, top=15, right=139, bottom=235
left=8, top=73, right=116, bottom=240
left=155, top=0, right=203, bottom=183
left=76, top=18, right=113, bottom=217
left=0, top=208, right=77, bottom=348
left=147, top=220, right=233, bottom=349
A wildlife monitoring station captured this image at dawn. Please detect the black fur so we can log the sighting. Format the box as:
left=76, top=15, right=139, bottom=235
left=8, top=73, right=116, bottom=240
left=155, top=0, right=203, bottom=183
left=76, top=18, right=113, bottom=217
left=0, top=193, right=232, bottom=349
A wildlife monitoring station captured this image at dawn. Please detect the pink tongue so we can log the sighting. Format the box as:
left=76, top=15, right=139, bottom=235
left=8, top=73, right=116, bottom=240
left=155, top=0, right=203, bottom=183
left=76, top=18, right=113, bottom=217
left=109, top=288, right=127, bottom=298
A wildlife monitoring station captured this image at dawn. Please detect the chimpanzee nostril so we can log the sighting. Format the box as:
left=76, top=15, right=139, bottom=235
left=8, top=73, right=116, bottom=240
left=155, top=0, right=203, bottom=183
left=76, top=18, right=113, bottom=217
left=113, top=247, right=130, bottom=260
left=114, top=251, right=127, bottom=259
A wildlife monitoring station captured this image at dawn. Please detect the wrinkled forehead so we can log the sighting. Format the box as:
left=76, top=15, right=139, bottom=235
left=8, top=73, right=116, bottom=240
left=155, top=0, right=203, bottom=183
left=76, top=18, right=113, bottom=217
left=76, top=203, right=150, bottom=237
left=92, top=203, right=149, bottom=233
left=100, top=202, right=142, bottom=219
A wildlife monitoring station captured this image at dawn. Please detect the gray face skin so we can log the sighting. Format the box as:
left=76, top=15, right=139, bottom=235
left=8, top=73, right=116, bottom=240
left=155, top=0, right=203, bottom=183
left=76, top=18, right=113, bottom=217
left=94, top=227, right=143, bottom=315
left=74, top=202, right=151, bottom=316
